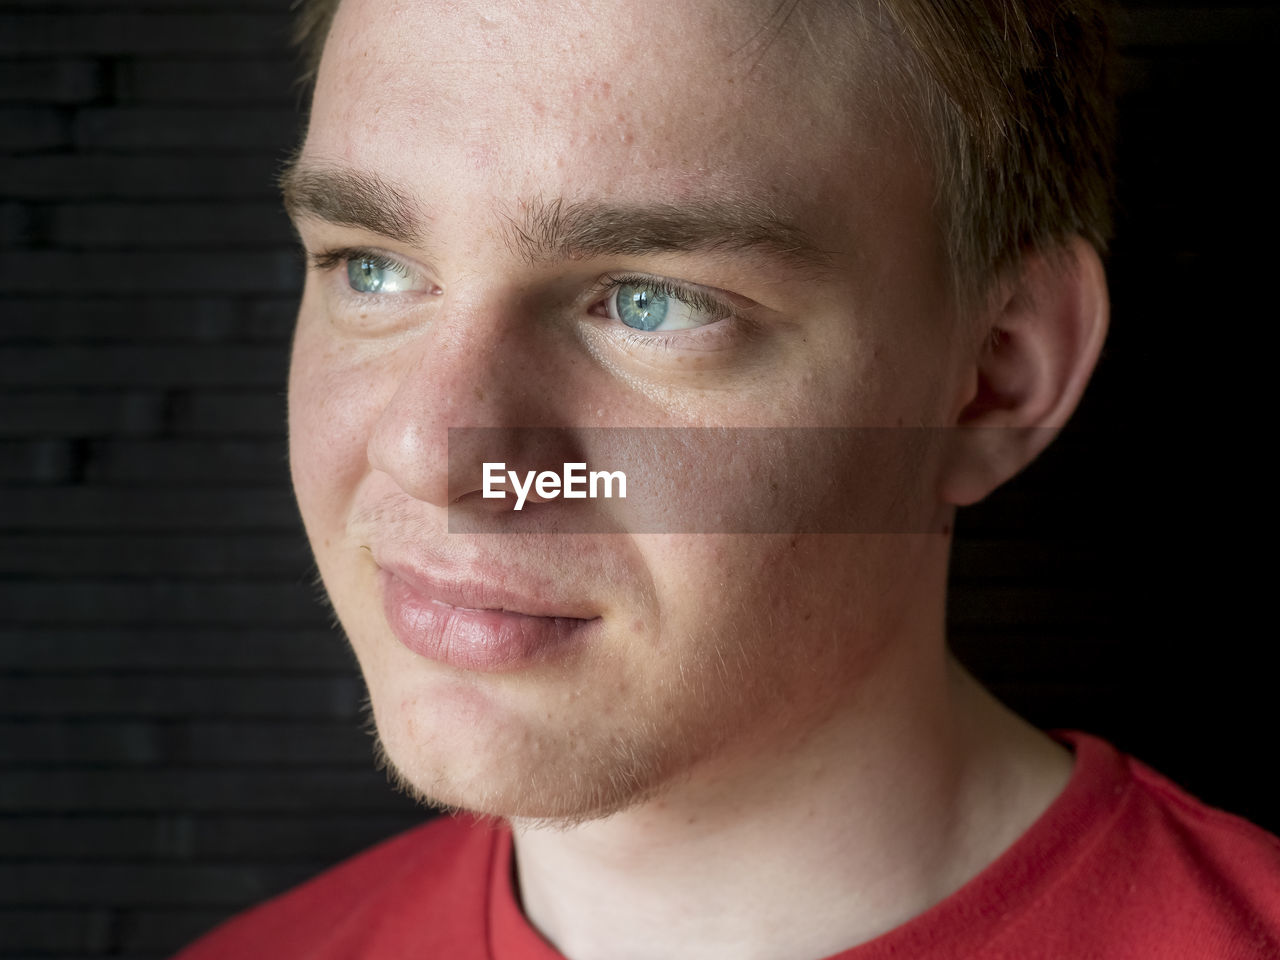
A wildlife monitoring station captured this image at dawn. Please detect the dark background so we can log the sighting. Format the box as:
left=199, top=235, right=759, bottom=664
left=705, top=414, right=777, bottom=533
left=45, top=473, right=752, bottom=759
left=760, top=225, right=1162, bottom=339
left=1, top=1, right=1276, bottom=957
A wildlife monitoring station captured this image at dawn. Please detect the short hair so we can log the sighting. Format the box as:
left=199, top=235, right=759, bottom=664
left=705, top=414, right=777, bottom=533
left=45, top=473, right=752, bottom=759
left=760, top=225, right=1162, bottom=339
left=290, top=0, right=1115, bottom=306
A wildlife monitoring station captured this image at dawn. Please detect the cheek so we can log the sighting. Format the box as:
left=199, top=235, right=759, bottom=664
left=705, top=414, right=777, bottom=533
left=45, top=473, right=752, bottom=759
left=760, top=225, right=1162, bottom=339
left=287, top=310, right=387, bottom=541
left=637, top=536, right=841, bottom=656
left=638, top=532, right=917, bottom=683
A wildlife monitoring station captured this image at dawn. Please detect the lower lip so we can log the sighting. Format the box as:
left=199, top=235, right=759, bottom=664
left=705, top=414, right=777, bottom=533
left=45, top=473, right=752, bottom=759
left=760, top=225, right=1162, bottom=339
left=378, top=569, right=594, bottom=671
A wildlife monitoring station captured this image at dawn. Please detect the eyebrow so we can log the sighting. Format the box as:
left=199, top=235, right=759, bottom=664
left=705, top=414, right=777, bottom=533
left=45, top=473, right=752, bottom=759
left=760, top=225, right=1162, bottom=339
left=280, top=161, right=832, bottom=272
left=280, top=161, right=423, bottom=245
left=506, top=196, right=832, bottom=271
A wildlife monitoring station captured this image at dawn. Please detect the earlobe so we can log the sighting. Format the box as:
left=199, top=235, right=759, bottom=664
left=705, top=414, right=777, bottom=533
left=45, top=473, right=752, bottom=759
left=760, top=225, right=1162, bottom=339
left=939, top=237, right=1110, bottom=506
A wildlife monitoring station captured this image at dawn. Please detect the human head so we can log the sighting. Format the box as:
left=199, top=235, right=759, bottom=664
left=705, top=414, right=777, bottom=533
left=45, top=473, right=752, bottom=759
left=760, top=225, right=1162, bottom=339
left=281, top=0, right=1112, bottom=822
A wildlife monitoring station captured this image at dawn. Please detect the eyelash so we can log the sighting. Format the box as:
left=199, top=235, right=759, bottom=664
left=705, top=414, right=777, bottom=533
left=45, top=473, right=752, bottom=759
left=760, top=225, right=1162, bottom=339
left=306, top=247, right=740, bottom=337
left=595, top=273, right=736, bottom=328
left=309, top=246, right=404, bottom=275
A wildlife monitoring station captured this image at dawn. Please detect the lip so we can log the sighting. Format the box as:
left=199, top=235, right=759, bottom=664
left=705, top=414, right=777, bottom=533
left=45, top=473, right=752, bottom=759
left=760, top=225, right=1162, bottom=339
left=376, top=559, right=599, bottom=671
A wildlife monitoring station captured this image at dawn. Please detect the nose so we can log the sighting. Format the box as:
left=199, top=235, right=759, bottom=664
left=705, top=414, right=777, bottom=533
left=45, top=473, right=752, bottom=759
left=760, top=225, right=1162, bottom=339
left=365, top=297, right=577, bottom=509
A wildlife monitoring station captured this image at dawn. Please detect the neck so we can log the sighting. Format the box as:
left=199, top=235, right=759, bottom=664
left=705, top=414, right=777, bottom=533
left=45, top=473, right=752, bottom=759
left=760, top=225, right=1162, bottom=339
left=510, top=621, right=1072, bottom=960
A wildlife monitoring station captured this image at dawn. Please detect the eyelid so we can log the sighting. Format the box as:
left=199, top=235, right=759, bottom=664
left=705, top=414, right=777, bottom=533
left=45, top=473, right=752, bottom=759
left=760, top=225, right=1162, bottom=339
left=599, top=272, right=739, bottom=325
left=308, top=245, right=405, bottom=274
left=307, top=244, right=441, bottom=297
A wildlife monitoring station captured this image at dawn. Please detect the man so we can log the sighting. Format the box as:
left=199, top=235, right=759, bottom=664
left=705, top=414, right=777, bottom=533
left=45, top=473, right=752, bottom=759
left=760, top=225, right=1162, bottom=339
left=176, top=0, right=1280, bottom=957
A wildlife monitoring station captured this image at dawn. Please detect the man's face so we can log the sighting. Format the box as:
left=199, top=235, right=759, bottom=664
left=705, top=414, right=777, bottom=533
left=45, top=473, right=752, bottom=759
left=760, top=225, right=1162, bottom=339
left=288, top=0, right=968, bottom=820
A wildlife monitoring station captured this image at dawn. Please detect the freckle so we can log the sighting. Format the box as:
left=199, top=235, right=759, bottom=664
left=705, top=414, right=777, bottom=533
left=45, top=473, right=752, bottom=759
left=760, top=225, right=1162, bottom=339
left=942, top=523, right=952, bottom=536
left=802, top=611, right=812, bottom=622
left=770, top=480, right=779, bottom=492
left=895, top=416, right=904, bottom=427
left=474, top=385, right=485, bottom=402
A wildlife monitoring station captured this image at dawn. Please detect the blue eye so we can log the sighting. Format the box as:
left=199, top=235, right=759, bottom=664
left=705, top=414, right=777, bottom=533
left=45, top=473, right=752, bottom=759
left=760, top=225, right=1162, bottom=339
left=616, top=283, right=669, bottom=331
left=347, top=255, right=413, bottom=294
left=605, top=278, right=726, bottom=332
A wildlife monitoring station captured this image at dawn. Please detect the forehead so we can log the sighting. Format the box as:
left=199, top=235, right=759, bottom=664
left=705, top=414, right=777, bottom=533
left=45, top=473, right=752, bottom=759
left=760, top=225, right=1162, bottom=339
left=306, top=0, right=908, bottom=245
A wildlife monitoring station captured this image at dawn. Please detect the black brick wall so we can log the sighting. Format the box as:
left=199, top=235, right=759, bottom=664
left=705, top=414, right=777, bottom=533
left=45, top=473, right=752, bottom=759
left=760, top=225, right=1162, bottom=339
left=2, top=2, right=1276, bottom=957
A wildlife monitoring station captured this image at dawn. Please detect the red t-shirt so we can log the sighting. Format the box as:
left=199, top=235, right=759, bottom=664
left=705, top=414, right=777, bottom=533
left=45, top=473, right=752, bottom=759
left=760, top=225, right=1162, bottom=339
left=173, top=732, right=1280, bottom=958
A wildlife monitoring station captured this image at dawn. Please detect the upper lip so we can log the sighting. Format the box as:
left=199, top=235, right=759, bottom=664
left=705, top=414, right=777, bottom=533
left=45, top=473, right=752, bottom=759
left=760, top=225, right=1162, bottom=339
left=375, top=552, right=599, bottom=621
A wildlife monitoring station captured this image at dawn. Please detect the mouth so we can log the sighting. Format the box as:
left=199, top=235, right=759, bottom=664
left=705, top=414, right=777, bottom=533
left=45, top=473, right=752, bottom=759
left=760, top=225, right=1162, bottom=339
left=376, top=561, right=600, bottom=672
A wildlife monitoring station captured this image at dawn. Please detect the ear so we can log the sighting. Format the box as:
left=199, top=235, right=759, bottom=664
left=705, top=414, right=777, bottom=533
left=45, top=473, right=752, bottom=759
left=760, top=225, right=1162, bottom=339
left=939, top=236, right=1109, bottom=506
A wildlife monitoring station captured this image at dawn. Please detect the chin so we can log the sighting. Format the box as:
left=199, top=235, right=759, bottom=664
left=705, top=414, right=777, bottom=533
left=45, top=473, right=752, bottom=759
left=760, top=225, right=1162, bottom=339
left=380, top=750, right=672, bottom=827
left=364, top=691, right=700, bottom=826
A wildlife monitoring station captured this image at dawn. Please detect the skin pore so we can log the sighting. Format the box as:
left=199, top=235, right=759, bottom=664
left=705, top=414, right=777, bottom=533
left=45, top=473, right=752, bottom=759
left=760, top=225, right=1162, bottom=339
left=285, top=0, right=1108, bottom=958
